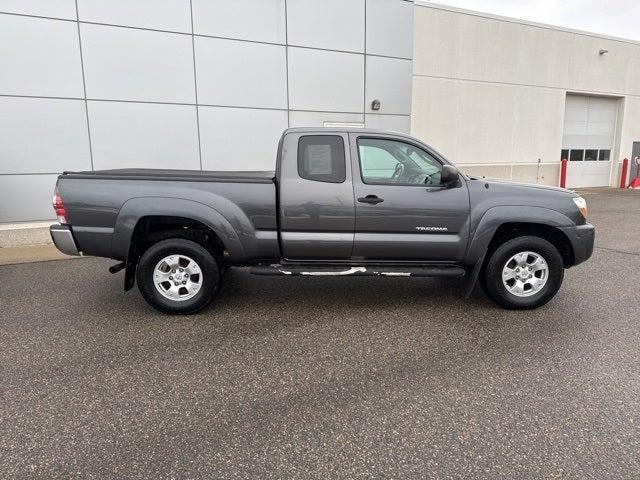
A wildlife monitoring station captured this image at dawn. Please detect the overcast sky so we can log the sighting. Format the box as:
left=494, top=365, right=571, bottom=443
left=422, top=0, right=640, bottom=41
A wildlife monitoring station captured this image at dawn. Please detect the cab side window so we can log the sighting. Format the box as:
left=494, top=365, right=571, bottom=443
left=357, top=138, right=442, bottom=186
left=298, top=135, right=346, bottom=183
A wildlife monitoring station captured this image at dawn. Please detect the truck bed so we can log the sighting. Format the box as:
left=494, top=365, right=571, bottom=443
left=56, top=168, right=279, bottom=262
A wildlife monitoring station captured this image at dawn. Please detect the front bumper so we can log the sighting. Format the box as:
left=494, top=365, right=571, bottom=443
left=50, top=225, right=81, bottom=256
left=560, top=223, right=595, bottom=266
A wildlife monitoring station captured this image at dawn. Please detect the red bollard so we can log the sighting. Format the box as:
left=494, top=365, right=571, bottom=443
left=620, top=158, right=629, bottom=188
left=560, top=159, right=568, bottom=188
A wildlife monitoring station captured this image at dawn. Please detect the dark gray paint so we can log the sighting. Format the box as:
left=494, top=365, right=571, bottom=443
left=53, top=127, right=594, bottom=272
left=348, top=132, right=470, bottom=261
left=279, top=131, right=355, bottom=260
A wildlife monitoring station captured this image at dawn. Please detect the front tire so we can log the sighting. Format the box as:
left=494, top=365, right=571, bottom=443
left=482, top=236, right=564, bottom=310
left=136, top=238, right=220, bottom=314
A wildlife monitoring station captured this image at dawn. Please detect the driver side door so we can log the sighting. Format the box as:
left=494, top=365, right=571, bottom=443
left=349, top=133, right=470, bottom=262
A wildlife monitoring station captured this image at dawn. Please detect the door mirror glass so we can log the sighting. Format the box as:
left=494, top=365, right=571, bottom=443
left=440, top=165, right=459, bottom=186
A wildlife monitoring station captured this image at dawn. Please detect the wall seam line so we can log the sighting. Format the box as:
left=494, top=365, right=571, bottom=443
left=284, top=0, right=290, bottom=128
left=74, top=0, right=93, bottom=171
left=0, top=94, right=413, bottom=116
left=5, top=3, right=640, bottom=47
left=189, top=0, right=203, bottom=170
left=363, top=0, right=367, bottom=123
left=0, top=12, right=412, bottom=59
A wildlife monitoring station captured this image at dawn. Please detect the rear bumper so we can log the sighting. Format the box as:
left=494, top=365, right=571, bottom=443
left=560, top=223, right=595, bottom=267
left=50, top=225, right=81, bottom=256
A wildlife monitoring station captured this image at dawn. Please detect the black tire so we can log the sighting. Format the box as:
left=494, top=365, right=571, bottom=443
left=136, top=238, right=220, bottom=315
left=482, top=236, right=564, bottom=310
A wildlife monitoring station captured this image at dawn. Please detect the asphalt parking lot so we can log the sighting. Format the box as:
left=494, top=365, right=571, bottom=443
left=1, top=189, right=639, bottom=479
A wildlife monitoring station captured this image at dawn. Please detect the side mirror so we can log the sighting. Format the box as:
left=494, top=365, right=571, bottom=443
left=440, top=165, right=459, bottom=186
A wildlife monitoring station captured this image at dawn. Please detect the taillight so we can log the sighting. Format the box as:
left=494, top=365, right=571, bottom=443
left=53, top=186, right=68, bottom=224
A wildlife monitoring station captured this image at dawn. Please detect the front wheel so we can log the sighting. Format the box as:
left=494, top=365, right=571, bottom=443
left=136, top=238, right=221, bottom=314
left=482, top=236, right=564, bottom=309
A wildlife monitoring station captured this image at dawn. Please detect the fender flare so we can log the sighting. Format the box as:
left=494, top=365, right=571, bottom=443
left=464, top=205, right=574, bottom=265
left=110, top=196, right=245, bottom=262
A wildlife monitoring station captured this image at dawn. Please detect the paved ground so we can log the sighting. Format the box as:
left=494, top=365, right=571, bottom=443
left=1, top=189, right=639, bottom=479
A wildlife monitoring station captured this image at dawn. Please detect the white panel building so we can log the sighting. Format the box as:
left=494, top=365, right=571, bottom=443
left=411, top=1, right=640, bottom=189
left=0, top=0, right=639, bottom=227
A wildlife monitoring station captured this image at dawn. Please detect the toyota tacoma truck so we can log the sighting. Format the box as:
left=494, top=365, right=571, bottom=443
left=50, top=128, right=594, bottom=314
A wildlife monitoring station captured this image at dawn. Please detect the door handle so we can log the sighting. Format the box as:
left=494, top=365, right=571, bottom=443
left=357, top=195, right=384, bottom=205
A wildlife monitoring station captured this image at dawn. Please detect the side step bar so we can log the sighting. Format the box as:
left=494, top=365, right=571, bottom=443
left=250, top=264, right=466, bottom=278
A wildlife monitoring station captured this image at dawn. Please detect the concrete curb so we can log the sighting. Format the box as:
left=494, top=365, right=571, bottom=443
left=0, top=222, right=55, bottom=248
left=0, top=244, right=78, bottom=266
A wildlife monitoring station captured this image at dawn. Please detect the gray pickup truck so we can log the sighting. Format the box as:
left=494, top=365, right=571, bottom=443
left=51, top=127, right=594, bottom=314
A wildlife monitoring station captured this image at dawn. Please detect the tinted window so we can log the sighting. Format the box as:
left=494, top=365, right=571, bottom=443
left=598, top=149, right=611, bottom=161
left=297, top=135, right=346, bottom=183
left=569, top=150, right=584, bottom=161
left=357, top=138, right=442, bottom=186
left=585, top=149, right=598, bottom=161
left=561, top=149, right=569, bottom=161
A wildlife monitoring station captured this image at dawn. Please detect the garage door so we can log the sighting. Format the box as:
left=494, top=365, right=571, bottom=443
left=561, top=95, right=618, bottom=188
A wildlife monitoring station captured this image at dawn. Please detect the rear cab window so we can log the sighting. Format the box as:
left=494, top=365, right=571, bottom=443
left=298, top=135, right=346, bottom=183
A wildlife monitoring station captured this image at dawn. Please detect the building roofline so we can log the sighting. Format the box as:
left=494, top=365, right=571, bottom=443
left=414, top=1, right=640, bottom=47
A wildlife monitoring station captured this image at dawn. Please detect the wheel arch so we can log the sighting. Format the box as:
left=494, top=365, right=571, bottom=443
left=110, top=197, right=245, bottom=290
left=111, top=197, right=245, bottom=262
left=128, top=215, right=228, bottom=261
left=485, top=223, right=574, bottom=268
left=465, top=206, right=576, bottom=268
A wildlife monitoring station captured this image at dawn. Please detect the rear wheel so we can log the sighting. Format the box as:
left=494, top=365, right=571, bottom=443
left=136, top=238, right=220, bottom=314
left=482, top=236, right=564, bottom=309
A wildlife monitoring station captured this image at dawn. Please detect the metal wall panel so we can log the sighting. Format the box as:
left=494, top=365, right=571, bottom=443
left=0, top=174, right=60, bottom=222
left=192, top=0, right=286, bottom=44
left=288, top=47, right=364, bottom=112
left=289, top=111, right=365, bottom=128
left=0, top=97, right=91, bottom=174
left=0, top=1, right=414, bottom=222
left=365, top=113, right=411, bottom=133
left=199, top=107, right=288, bottom=171
left=195, top=37, right=287, bottom=109
left=365, top=56, right=412, bottom=115
left=287, top=0, right=364, bottom=52
left=88, top=101, right=200, bottom=170
left=366, top=0, right=413, bottom=58
left=77, top=0, right=191, bottom=33
left=0, top=15, right=84, bottom=97
left=0, top=0, right=77, bottom=20
left=80, top=23, right=195, bottom=103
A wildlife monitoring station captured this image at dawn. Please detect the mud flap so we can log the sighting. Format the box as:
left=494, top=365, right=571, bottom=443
left=124, top=261, right=137, bottom=291
left=464, top=250, right=486, bottom=298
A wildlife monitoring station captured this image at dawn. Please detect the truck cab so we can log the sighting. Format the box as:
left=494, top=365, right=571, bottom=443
left=278, top=129, right=469, bottom=262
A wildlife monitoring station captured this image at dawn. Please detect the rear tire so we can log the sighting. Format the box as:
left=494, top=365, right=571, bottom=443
left=482, top=236, right=564, bottom=310
left=136, top=238, right=220, bottom=315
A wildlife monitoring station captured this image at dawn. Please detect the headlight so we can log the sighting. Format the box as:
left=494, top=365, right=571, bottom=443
left=573, top=196, right=587, bottom=218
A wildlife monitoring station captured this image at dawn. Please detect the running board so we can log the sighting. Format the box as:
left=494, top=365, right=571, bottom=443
left=250, top=264, right=466, bottom=278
